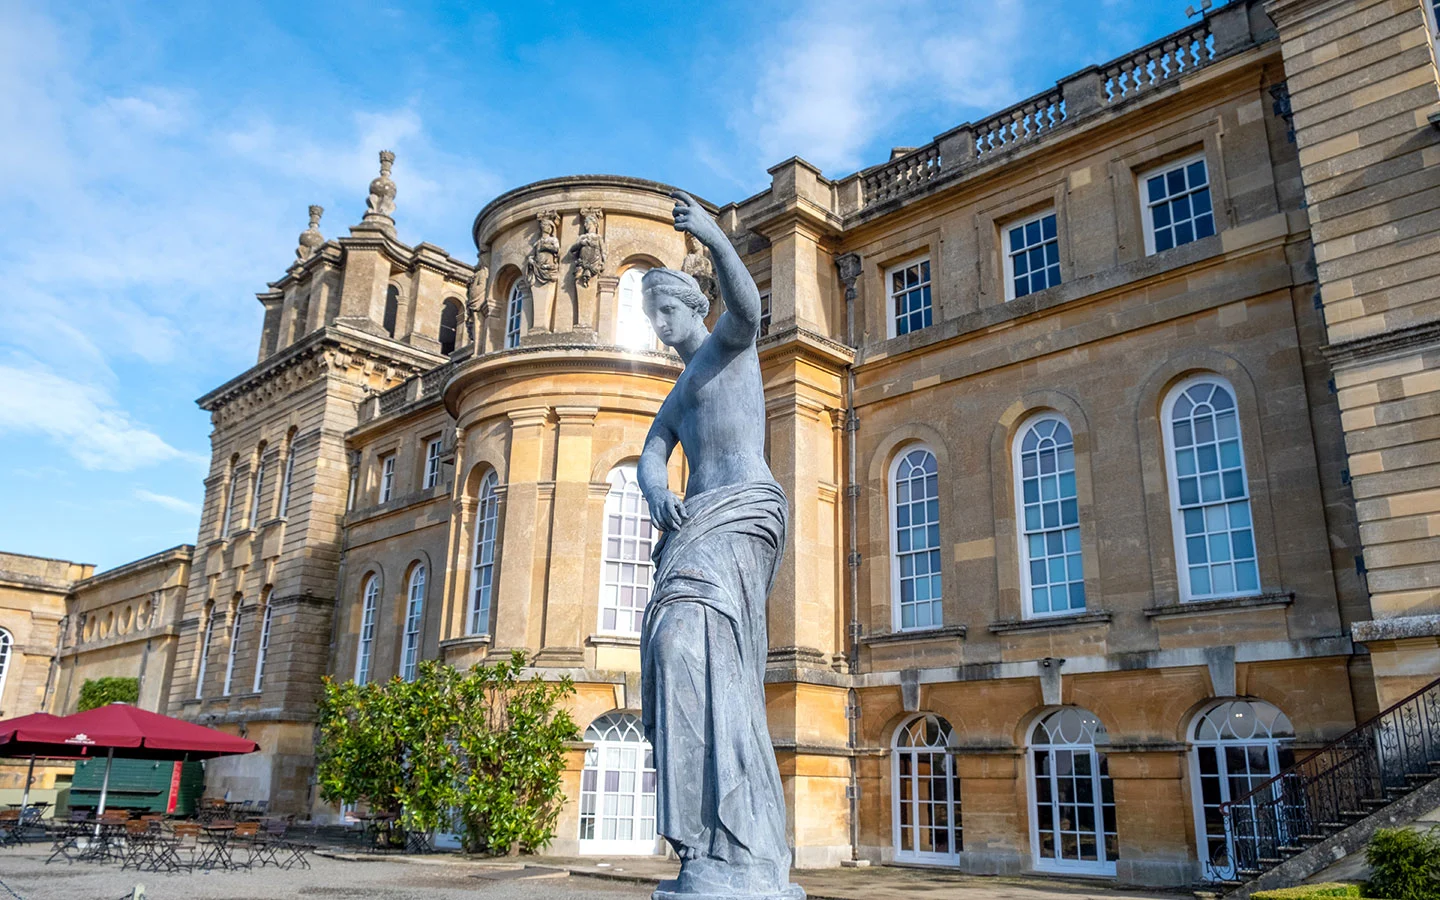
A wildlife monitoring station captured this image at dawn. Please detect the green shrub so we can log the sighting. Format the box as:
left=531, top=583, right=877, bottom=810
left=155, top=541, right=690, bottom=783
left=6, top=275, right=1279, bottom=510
left=76, top=676, right=139, bottom=711
left=1366, top=827, right=1440, bottom=900
left=1252, top=883, right=1361, bottom=900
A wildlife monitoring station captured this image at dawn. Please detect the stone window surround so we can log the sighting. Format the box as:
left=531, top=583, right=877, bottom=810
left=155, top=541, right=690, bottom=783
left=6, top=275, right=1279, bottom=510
left=1110, top=125, right=1228, bottom=268
left=1013, top=412, right=1087, bottom=621
left=889, top=443, right=945, bottom=633
left=422, top=432, right=444, bottom=490
left=976, top=180, right=1069, bottom=309
left=1138, top=152, right=1216, bottom=256
left=883, top=255, right=935, bottom=340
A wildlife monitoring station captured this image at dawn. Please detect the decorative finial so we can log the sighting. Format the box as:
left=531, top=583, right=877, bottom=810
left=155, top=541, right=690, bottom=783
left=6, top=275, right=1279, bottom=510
left=295, top=205, right=325, bottom=263
left=363, top=150, right=398, bottom=224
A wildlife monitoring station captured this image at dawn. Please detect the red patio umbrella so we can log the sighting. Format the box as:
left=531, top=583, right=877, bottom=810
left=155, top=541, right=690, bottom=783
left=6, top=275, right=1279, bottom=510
left=0, top=704, right=257, bottom=818
left=0, top=711, right=71, bottom=812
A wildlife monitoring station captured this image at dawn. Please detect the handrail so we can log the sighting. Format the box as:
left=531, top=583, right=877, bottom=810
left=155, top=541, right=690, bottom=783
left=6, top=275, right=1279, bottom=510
left=1211, top=674, right=1440, bottom=883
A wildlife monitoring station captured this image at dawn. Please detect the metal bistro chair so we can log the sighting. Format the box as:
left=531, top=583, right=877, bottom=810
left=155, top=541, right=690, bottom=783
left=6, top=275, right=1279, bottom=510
left=0, top=809, right=21, bottom=848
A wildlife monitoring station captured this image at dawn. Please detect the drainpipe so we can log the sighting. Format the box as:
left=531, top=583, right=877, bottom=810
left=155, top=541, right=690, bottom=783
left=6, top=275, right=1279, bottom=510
left=835, top=252, right=864, bottom=863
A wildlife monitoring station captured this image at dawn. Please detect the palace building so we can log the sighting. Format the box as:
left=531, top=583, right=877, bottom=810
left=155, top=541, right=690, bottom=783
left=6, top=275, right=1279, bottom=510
left=14, top=0, right=1440, bottom=887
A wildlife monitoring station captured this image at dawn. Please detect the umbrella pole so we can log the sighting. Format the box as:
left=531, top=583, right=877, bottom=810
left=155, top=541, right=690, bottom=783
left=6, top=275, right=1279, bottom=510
left=94, top=748, right=115, bottom=836
left=20, top=756, right=34, bottom=811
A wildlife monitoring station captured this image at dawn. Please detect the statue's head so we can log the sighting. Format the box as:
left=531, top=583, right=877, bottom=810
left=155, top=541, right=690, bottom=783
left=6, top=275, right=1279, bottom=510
left=642, top=268, right=709, bottom=347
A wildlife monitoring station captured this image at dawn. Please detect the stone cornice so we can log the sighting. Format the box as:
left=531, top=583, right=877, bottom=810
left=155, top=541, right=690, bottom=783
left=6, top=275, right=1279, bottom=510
left=443, top=343, right=684, bottom=419
left=472, top=175, right=719, bottom=251
left=758, top=324, right=857, bottom=369
left=70, top=545, right=194, bottom=593
left=1321, top=320, right=1440, bottom=368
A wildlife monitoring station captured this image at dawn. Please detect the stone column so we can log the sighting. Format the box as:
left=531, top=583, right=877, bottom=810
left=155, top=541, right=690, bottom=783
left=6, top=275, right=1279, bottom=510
left=536, top=406, right=598, bottom=664
left=1269, top=0, right=1440, bottom=705
left=492, top=408, right=550, bottom=652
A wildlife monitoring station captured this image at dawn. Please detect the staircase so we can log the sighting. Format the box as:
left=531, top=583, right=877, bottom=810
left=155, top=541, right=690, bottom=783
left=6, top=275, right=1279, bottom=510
left=1214, top=675, right=1440, bottom=896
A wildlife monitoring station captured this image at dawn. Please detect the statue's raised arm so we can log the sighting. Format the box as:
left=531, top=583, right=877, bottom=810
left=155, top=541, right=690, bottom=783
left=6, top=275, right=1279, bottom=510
left=669, top=190, right=763, bottom=350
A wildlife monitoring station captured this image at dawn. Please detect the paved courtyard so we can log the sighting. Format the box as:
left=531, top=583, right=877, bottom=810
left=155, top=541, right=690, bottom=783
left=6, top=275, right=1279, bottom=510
left=0, top=845, right=1196, bottom=900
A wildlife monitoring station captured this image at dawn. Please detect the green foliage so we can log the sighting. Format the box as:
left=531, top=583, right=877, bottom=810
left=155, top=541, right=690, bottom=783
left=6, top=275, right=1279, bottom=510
left=315, top=651, right=578, bottom=854
left=1366, top=827, right=1440, bottom=900
left=76, top=676, right=139, bottom=711
left=1252, top=884, right=1361, bottom=900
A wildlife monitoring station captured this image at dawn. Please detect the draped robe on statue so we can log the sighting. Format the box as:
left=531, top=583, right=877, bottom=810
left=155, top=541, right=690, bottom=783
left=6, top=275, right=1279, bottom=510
left=640, top=480, right=792, bottom=895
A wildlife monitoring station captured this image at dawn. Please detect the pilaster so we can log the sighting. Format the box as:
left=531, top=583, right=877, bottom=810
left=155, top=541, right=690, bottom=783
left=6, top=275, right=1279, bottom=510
left=492, top=408, right=550, bottom=652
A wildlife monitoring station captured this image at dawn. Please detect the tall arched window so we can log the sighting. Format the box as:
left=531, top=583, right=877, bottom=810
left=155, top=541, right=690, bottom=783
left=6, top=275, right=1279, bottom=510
left=195, top=602, right=216, bottom=699
left=252, top=595, right=273, bottom=693
left=356, top=575, right=379, bottom=684
left=469, top=472, right=500, bottom=635
left=0, top=629, right=12, bottom=709
left=222, top=603, right=243, bottom=696
left=248, top=448, right=267, bottom=529
left=278, top=429, right=297, bottom=517
left=383, top=285, right=400, bottom=337
left=891, top=446, right=942, bottom=631
left=893, top=714, right=962, bottom=864
left=616, top=266, right=658, bottom=350
left=1190, top=700, right=1294, bottom=882
left=1163, top=377, right=1259, bottom=601
left=220, top=457, right=240, bottom=539
left=579, top=712, right=659, bottom=855
left=401, top=565, right=426, bottom=681
left=505, top=282, right=524, bottom=349
left=599, top=463, right=656, bottom=635
left=1028, top=707, right=1117, bottom=875
left=439, top=299, right=461, bottom=354
left=1015, top=416, right=1084, bottom=618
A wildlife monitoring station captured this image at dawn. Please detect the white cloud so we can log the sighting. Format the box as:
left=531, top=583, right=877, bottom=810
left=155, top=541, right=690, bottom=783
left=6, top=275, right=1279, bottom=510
left=0, top=364, right=203, bottom=471
left=133, top=489, right=201, bottom=516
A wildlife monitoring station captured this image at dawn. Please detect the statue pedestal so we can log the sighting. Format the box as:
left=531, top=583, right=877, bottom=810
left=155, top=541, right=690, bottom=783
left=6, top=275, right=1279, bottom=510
left=654, top=881, right=806, bottom=900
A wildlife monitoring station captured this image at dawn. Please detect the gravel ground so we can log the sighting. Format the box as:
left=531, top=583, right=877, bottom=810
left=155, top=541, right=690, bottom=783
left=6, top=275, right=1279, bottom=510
left=0, top=847, right=652, bottom=900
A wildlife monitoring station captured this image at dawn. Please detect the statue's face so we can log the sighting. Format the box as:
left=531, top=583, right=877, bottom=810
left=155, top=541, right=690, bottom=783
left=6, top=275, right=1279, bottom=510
left=643, top=290, right=705, bottom=347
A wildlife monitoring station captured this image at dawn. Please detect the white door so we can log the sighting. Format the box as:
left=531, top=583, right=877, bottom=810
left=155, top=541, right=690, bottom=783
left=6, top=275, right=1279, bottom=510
left=578, top=712, right=659, bottom=855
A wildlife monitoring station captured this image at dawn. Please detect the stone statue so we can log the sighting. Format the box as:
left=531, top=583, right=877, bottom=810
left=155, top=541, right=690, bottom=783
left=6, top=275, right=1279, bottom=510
left=681, top=231, right=719, bottom=309
left=572, top=208, right=606, bottom=287
left=638, top=191, right=804, bottom=900
left=295, top=205, right=324, bottom=262
left=524, top=210, right=561, bottom=285
left=364, top=151, right=397, bottom=221
left=466, top=250, right=489, bottom=355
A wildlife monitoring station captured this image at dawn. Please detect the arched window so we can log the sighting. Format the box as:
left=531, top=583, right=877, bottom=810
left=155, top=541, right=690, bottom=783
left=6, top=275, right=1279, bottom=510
left=469, top=472, right=500, bottom=635
left=892, top=714, right=962, bottom=864
left=891, top=447, right=942, bottom=631
left=505, top=282, right=524, bottom=349
left=1016, top=416, right=1084, bottom=618
left=356, top=575, right=379, bottom=684
left=278, top=429, right=297, bottom=517
left=252, top=595, right=274, bottom=693
left=1190, top=700, right=1294, bottom=882
left=248, top=448, right=267, bottom=529
left=383, top=285, right=400, bottom=337
left=195, top=602, right=216, bottom=699
left=0, top=629, right=12, bottom=709
left=599, top=464, right=656, bottom=635
left=220, top=457, right=240, bottom=539
left=1163, top=377, right=1259, bottom=601
left=1028, top=707, right=1117, bottom=875
left=616, top=266, right=658, bottom=350
left=579, top=712, right=659, bottom=855
left=439, top=299, right=461, bottom=354
left=222, top=603, right=243, bottom=696
left=401, top=565, right=426, bottom=681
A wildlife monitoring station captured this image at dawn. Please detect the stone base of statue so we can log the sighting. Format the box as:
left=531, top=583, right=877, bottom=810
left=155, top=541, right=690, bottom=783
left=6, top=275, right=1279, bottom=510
left=653, top=881, right=807, bottom=900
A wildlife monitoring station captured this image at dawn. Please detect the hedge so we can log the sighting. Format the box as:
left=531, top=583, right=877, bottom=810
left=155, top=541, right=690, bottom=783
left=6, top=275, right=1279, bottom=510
left=1252, top=884, right=1362, bottom=900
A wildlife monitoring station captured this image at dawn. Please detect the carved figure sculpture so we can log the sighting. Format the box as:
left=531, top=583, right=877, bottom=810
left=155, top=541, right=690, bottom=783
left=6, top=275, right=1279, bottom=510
left=681, top=231, right=719, bottom=309
left=638, top=191, right=805, bottom=900
left=524, top=210, right=561, bottom=286
left=572, top=208, right=607, bottom=287
left=295, top=205, right=325, bottom=262
left=466, top=251, right=490, bottom=355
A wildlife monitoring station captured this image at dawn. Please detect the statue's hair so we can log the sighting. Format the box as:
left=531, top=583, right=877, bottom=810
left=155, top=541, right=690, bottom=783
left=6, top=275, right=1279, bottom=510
left=641, top=268, right=710, bottom=319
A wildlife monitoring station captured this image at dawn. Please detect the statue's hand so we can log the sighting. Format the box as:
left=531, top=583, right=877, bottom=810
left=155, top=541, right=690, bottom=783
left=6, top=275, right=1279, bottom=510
left=648, top=490, right=689, bottom=532
left=670, top=190, right=724, bottom=246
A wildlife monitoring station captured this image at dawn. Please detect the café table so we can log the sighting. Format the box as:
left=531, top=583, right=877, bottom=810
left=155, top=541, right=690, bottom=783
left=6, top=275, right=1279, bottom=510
left=197, top=821, right=238, bottom=870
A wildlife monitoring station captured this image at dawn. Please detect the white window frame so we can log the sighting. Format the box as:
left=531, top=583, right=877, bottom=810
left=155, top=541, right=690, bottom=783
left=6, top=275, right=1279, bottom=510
left=1423, top=0, right=1440, bottom=61
left=1140, top=153, right=1216, bottom=256
left=578, top=712, right=660, bottom=856
left=278, top=442, right=296, bottom=517
left=469, top=472, right=500, bottom=635
left=616, top=266, right=659, bottom=350
left=891, top=714, right=962, bottom=865
left=222, top=607, right=243, bottom=696
left=889, top=446, right=943, bottom=632
left=598, top=463, right=657, bottom=635
left=885, top=256, right=933, bottom=339
left=379, top=454, right=396, bottom=504
left=1189, top=700, right=1294, bottom=883
left=505, top=281, right=524, bottom=349
left=758, top=290, right=772, bottom=337
left=0, top=629, right=12, bottom=711
left=220, top=466, right=240, bottom=539
left=1027, top=708, right=1117, bottom=877
left=195, top=606, right=216, bottom=699
left=401, top=565, right=426, bottom=681
left=423, top=438, right=443, bottom=490
left=248, top=456, right=267, bottom=529
left=1014, top=414, right=1086, bottom=619
left=355, top=575, right=379, bottom=684
left=347, top=465, right=359, bottom=512
left=252, top=602, right=273, bottom=692
left=1161, top=375, right=1261, bottom=602
left=1002, top=209, right=1062, bottom=301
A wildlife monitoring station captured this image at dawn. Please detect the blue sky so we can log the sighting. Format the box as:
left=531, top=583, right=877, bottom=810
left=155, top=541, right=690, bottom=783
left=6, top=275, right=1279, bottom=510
left=0, top=0, right=1190, bottom=571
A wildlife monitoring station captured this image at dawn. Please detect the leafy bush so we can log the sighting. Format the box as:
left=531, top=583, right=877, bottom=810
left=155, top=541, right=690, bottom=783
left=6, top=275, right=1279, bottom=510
left=76, top=677, right=139, bottom=711
left=1252, top=884, right=1361, bottom=900
left=1366, top=827, right=1440, bottom=900
left=316, top=651, right=578, bottom=854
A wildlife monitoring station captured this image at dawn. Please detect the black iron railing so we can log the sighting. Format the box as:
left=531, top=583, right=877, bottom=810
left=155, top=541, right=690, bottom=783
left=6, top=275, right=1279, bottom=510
left=1211, top=675, right=1440, bottom=883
